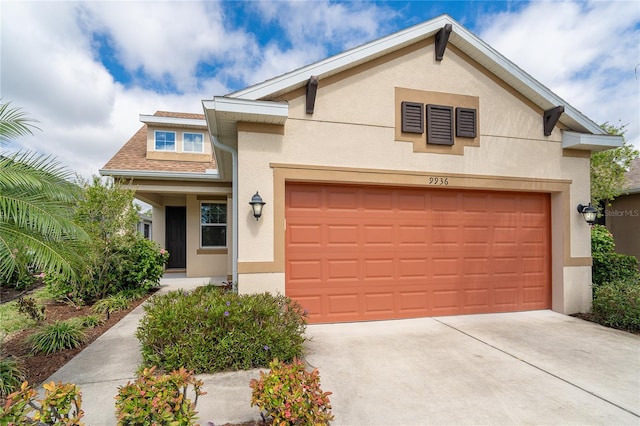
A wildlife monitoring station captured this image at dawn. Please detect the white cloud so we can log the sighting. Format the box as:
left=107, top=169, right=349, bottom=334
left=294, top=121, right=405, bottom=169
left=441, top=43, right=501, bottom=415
left=79, top=1, right=255, bottom=93
left=0, top=1, right=237, bottom=178
left=478, top=0, right=640, bottom=149
left=2, top=0, right=637, bottom=184
left=1, top=2, right=116, bottom=127
left=254, top=0, right=390, bottom=52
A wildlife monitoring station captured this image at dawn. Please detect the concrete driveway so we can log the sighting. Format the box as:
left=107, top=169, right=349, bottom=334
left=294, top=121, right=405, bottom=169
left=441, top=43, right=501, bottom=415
left=301, top=310, right=640, bottom=425
left=46, top=305, right=640, bottom=425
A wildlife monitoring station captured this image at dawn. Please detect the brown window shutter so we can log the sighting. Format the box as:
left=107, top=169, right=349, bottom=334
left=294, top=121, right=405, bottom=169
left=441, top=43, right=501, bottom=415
left=427, top=104, right=454, bottom=145
left=401, top=101, right=424, bottom=133
left=456, top=107, right=477, bottom=138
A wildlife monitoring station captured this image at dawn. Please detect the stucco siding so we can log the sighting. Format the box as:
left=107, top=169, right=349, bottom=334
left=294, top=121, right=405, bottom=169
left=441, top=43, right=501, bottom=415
left=235, top=38, right=592, bottom=315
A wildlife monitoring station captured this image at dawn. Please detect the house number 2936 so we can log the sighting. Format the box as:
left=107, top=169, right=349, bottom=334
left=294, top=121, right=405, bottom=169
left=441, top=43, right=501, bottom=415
left=428, top=176, right=448, bottom=186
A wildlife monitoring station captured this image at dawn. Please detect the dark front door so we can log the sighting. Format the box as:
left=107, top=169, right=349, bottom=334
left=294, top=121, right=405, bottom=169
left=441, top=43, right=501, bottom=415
left=166, top=206, right=186, bottom=269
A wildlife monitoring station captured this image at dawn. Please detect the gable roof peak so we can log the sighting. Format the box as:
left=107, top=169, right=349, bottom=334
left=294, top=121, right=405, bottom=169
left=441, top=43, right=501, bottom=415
left=228, top=14, right=608, bottom=138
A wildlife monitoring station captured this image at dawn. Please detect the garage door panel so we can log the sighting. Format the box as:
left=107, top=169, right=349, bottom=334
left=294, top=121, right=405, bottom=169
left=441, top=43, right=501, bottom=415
left=430, top=257, right=461, bottom=279
left=327, top=294, right=360, bottom=315
left=326, top=259, right=359, bottom=280
left=364, top=292, right=395, bottom=313
left=327, top=225, right=359, bottom=246
left=397, top=193, right=428, bottom=210
left=286, top=184, right=550, bottom=323
left=363, top=225, right=395, bottom=245
left=463, top=289, right=490, bottom=308
left=398, top=225, right=429, bottom=245
left=398, top=258, right=429, bottom=279
left=327, top=189, right=359, bottom=210
left=288, top=260, right=323, bottom=282
left=432, top=225, right=460, bottom=245
left=432, top=290, right=461, bottom=313
left=431, top=192, right=459, bottom=212
left=288, top=188, right=322, bottom=210
left=399, top=291, right=429, bottom=312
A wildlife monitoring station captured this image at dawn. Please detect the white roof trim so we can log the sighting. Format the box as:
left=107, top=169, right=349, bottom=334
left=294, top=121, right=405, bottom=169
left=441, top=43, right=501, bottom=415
left=562, top=131, right=623, bottom=152
left=202, top=97, right=288, bottom=139
left=203, top=97, right=289, bottom=118
left=229, top=14, right=608, bottom=138
left=140, top=114, right=207, bottom=128
left=99, top=169, right=220, bottom=181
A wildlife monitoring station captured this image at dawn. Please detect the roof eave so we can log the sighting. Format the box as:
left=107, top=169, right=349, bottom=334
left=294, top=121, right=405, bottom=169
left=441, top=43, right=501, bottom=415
left=99, top=169, right=220, bottom=181
left=202, top=97, right=288, bottom=143
left=140, top=114, right=207, bottom=128
left=561, top=131, right=624, bottom=152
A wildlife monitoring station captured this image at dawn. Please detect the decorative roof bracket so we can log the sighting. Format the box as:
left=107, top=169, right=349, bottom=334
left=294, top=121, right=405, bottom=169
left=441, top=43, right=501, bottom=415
left=543, top=106, right=564, bottom=136
left=306, top=76, right=319, bottom=114
left=435, top=24, right=452, bottom=61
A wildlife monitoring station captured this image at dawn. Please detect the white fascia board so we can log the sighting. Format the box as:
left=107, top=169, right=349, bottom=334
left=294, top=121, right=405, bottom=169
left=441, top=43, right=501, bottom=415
left=99, top=169, right=220, bottom=181
left=562, top=131, right=623, bottom=152
left=204, top=97, right=289, bottom=118
left=140, top=114, right=207, bottom=127
left=202, top=97, right=288, bottom=140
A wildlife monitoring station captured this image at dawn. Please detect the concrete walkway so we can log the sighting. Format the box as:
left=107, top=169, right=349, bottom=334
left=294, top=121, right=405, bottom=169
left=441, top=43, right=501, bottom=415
left=41, top=278, right=640, bottom=425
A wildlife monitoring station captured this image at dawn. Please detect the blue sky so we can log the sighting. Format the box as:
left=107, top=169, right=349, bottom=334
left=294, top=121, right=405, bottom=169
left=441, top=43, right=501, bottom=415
left=1, top=0, right=639, bottom=178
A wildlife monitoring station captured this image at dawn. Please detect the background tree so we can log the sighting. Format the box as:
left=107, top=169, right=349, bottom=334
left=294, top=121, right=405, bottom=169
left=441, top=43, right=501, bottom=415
left=0, top=100, right=84, bottom=285
left=591, top=122, right=639, bottom=207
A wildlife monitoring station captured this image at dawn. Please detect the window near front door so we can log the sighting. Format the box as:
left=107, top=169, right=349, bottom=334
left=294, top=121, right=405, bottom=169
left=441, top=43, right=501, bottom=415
left=183, top=132, right=204, bottom=153
left=155, top=131, right=176, bottom=151
left=201, top=202, right=227, bottom=247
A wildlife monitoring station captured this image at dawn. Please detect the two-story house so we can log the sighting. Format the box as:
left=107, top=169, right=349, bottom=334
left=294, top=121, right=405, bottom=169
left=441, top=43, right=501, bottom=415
left=102, top=15, right=622, bottom=324
left=102, top=111, right=232, bottom=277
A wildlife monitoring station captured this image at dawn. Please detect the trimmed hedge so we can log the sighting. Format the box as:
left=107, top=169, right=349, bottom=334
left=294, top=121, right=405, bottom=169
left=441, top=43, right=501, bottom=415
left=136, top=286, right=307, bottom=373
left=592, top=278, right=640, bottom=332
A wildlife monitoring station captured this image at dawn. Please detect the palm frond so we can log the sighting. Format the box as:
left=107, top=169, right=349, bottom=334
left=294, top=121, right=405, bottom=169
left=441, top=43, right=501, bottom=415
left=0, top=152, right=79, bottom=202
left=0, top=223, right=78, bottom=281
left=0, top=100, right=41, bottom=145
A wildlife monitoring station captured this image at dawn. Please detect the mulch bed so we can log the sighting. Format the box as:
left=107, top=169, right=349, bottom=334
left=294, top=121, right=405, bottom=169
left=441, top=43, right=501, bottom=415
left=1, top=285, right=150, bottom=387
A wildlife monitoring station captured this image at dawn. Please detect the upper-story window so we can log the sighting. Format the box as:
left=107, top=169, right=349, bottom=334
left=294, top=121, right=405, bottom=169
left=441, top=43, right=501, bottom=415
left=183, top=132, right=204, bottom=153
left=155, top=131, right=176, bottom=151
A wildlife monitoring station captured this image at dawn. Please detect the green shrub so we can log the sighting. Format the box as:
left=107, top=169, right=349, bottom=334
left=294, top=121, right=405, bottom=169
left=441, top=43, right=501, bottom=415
left=591, top=278, right=640, bottom=332
left=591, top=224, right=640, bottom=287
left=28, top=321, right=86, bottom=355
left=15, top=296, right=45, bottom=323
left=0, top=356, right=25, bottom=399
left=591, top=224, right=615, bottom=256
left=592, top=252, right=640, bottom=287
left=0, top=381, right=83, bottom=424
left=137, top=288, right=307, bottom=373
left=43, top=272, right=78, bottom=303
left=115, top=238, right=169, bottom=293
left=117, top=287, right=150, bottom=301
left=75, top=314, right=104, bottom=328
left=115, top=366, right=203, bottom=426
left=93, top=293, right=131, bottom=318
left=250, top=358, right=333, bottom=425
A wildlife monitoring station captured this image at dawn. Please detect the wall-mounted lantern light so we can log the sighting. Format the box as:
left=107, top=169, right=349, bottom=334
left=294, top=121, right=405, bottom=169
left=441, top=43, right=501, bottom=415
left=249, top=191, right=266, bottom=221
left=577, top=203, right=597, bottom=225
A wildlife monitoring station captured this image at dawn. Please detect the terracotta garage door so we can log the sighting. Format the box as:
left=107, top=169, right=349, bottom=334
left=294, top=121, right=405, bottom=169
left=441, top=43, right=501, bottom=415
left=285, top=183, right=550, bottom=323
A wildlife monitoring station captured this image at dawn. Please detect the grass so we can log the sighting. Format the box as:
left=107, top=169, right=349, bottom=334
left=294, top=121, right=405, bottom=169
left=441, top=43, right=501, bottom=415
left=0, top=287, right=59, bottom=336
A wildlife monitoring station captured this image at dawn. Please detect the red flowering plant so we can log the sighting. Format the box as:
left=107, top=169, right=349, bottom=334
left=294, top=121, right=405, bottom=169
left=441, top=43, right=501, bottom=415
left=115, top=366, right=204, bottom=426
left=250, top=358, right=333, bottom=425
